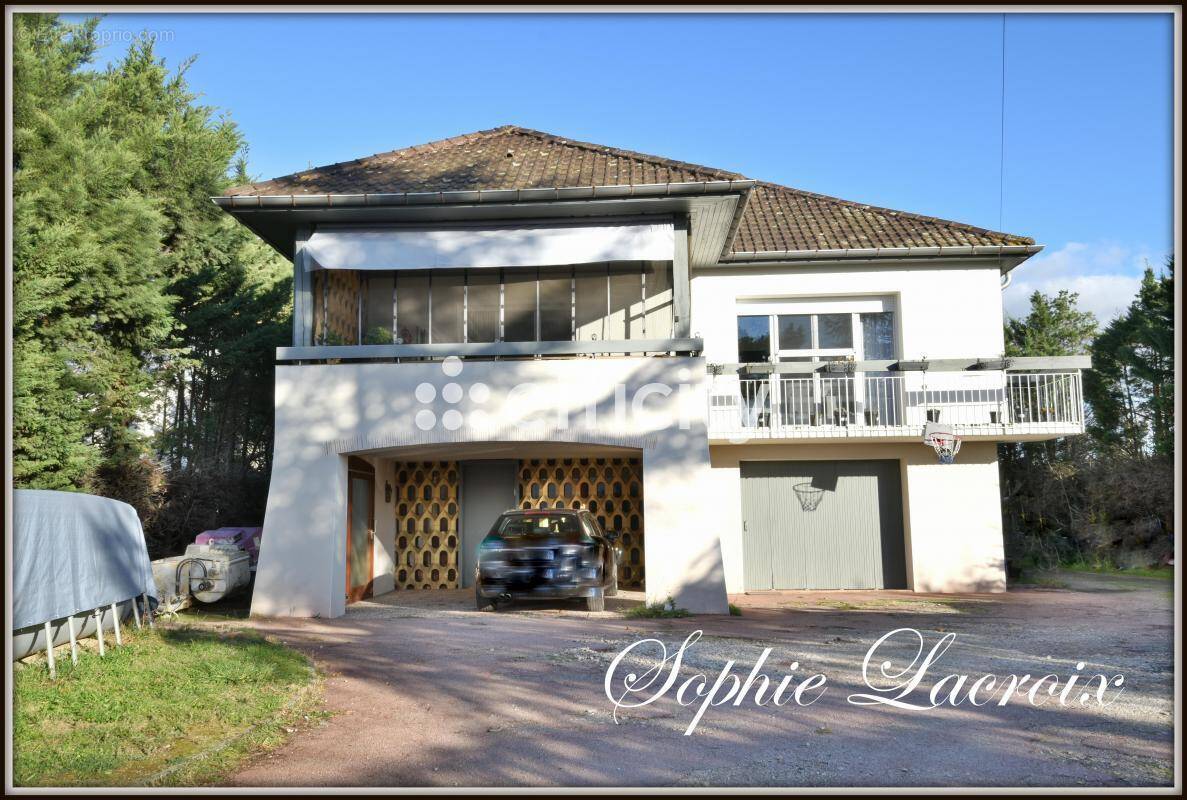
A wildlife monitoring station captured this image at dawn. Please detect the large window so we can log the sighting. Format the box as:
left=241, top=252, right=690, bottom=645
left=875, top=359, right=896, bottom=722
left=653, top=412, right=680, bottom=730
left=736, top=316, right=771, bottom=363
left=363, top=275, right=395, bottom=344
left=575, top=265, right=609, bottom=341
left=735, top=298, right=899, bottom=427
left=430, top=272, right=465, bottom=344
left=396, top=273, right=430, bottom=345
left=860, top=311, right=895, bottom=359
left=502, top=269, right=537, bottom=342
left=539, top=267, right=573, bottom=341
left=736, top=300, right=896, bottom=363
left=316, top=262, right=674, bottom=345
left=466, top=271, right=499, bottom=343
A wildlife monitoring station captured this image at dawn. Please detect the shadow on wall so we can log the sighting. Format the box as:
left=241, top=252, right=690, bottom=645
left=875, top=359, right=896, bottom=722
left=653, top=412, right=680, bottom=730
left=653, top=535, right=730, bottom=612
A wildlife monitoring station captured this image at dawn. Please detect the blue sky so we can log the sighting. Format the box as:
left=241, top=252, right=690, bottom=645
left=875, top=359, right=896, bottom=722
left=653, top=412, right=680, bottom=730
left=68, top=11, right=1173, bottom=321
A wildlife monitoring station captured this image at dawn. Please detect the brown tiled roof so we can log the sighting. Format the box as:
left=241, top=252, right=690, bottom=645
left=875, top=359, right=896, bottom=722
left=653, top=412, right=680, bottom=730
left=226, top=125, right=1034, bottom=253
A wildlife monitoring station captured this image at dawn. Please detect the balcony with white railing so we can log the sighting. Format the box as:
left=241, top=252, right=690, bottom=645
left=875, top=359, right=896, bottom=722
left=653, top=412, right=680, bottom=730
left=707, top=363, right=1086, bottom=442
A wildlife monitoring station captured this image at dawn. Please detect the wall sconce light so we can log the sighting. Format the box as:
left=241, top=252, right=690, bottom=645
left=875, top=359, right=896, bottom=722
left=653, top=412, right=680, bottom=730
left=384, top=481, right=392, bottom=503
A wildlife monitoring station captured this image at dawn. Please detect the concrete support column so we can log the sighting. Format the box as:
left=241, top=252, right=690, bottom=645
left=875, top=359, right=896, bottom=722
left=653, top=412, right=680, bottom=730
left=253, top=450, right=347, bottom=618
left=903, top=441, right=1007, bottom=593
left=292, top=226, right=313, bottom=347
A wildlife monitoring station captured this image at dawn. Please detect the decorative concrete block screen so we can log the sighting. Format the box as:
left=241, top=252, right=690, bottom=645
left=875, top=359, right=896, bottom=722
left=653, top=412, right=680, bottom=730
left=390, top=457, right=644, bottom=591
left=312, top=270, right=361, bottom=345
left=393, top=461, right=460, bottom=590
left=517, top=458, right=645, bottom=589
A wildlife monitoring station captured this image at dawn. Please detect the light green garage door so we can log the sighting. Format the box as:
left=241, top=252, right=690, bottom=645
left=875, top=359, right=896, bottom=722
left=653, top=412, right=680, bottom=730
left=740, top=460, right=907, bottom=590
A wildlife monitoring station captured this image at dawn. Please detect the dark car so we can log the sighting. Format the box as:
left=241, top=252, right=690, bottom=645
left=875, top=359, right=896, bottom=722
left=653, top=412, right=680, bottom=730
left=475, top=509, right=622, bottom=611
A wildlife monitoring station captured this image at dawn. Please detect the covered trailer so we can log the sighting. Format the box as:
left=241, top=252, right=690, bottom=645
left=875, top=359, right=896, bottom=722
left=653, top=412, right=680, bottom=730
left=13, top=490, right=158, bottom=664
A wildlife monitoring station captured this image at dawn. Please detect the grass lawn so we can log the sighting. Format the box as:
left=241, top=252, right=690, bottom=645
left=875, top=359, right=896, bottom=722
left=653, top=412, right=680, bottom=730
left=13, top=622, right=321, bottom=787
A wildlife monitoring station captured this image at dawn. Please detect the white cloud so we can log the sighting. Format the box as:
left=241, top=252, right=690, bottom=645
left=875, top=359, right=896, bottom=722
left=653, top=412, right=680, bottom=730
left=1003, top=241, right=1159, bottom=323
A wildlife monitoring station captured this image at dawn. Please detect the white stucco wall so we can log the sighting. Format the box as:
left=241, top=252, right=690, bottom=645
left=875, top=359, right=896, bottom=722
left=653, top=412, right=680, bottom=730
left=901, top=442, right=1006, bottom=592
left=252, top=357, right=730, bottom=618
left=709, top=441, right=1006, bottom=595
left=690, top=260, right=1006, bottom=362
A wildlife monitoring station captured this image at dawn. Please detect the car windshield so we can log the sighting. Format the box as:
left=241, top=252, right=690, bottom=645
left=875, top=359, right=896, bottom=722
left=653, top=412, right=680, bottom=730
left=495, top=513, right=587, bottom=539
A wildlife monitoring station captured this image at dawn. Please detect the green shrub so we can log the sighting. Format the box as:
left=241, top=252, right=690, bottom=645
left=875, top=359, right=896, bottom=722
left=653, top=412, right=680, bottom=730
left=624, top=597, right=690, bottom=618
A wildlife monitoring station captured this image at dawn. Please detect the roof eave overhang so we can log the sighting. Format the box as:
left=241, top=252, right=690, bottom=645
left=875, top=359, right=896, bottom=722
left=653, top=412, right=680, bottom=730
left=719, top=243, right=1044, bottom=272
left=213, top=180, right=756, bottom=264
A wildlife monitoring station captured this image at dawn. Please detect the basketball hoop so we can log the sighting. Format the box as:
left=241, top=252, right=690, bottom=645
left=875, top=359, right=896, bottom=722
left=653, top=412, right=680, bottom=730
left=923, top=422, right=962, bottom=464
left=793, top=482, right=825, bottom=512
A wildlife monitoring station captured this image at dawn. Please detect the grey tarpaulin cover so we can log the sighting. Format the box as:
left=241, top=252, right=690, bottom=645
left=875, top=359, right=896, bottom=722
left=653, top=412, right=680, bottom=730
left=13, top=489, right=158, bottom=630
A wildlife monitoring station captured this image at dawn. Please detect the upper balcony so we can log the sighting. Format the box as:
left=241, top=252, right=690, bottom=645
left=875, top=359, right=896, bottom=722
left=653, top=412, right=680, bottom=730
left=216, top=184, right=754, bottom=362
left=706, top=358, right=1089, bottom=443
left=270, top=212, right=735, bottom=364
left=291, top=257, right=688, bottom=357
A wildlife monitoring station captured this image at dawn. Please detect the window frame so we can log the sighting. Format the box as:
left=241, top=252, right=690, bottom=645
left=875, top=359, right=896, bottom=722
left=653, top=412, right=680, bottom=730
left=736, top=297, right=898, bottom=364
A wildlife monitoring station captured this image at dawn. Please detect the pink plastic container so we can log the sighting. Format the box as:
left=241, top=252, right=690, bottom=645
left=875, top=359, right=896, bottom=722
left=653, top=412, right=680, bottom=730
left=193, top=526, right=263, bottom=567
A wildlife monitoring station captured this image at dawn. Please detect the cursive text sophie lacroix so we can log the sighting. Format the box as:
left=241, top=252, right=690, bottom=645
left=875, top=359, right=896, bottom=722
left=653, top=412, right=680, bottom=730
left=604, top=628, right=1125, bottom=735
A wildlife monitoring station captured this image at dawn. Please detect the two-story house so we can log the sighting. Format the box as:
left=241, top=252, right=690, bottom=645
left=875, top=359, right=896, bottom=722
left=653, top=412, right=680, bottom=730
left=216, top=126, right=1087, bottom=618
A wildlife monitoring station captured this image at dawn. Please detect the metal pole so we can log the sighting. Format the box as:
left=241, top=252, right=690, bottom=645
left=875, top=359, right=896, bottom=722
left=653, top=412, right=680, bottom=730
left=94, top=609, right=106, bottom=656
left=111, top=602, right=122, bottom=646
left=67, top=614, right=79, bottom=665
left=143, top=593, right=154, bottom=629
left=44, top=621, right=57, bottom=679
left=131, top=595, right=142, bottom=630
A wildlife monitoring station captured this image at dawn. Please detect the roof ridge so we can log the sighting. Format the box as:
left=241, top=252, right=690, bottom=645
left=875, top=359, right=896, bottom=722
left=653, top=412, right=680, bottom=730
left=497, top=126, right=748, bottom=182
left=235, top=125, right=747, bottom=194
left=755, top=180, right=1034, bottom=246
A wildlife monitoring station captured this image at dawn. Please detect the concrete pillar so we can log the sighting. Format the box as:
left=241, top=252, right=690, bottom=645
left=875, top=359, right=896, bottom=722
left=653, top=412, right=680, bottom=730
left=903, top=441, right=1007, bottom=593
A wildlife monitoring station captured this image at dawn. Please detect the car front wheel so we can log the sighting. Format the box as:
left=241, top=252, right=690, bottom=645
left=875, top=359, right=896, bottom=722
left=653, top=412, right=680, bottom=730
left=605, top=561, right=619, bottom=597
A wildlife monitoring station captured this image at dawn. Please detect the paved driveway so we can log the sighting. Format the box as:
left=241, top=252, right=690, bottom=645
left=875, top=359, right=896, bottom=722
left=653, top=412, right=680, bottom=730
left=229, top=572, right=1175, bottom=788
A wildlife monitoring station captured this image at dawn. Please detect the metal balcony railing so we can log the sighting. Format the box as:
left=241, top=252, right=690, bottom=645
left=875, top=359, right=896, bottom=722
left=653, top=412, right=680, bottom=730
left=707, top=370, right=1085, bottom=441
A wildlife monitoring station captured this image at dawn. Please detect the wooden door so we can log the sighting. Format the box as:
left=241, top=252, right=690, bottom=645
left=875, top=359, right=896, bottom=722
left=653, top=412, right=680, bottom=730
left=347, top=457, right=375, bottom=602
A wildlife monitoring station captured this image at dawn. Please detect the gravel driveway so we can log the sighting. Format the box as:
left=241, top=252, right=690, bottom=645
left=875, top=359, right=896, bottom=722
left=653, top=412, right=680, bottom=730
left=229, top=571, right=1175, bottom=788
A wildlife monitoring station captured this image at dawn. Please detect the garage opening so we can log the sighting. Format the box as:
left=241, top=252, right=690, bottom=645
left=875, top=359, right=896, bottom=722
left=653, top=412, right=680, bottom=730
left=740, top=459, right=906, bottom=590
left=392, top=456, right=645, bottom=592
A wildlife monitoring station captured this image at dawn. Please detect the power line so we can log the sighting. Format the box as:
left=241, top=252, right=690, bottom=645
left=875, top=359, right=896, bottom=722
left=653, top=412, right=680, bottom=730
left=999, top=13, right=1007, bottom=232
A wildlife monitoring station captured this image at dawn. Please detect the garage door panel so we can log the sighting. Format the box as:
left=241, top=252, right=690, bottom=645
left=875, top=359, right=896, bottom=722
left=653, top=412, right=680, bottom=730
left=740, top=460, right=906, bottom=590
left=740, top=472, right=776, bottom=590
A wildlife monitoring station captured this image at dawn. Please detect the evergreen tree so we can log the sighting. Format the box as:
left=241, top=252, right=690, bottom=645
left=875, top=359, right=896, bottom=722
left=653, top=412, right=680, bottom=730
left=999, top=289, right=1097, bottom=570
left=1005, top=289, right=1098, bottom=358
left=13, top=15, right=173, bottom=488
left=1000, top=274, right=1174, bottom=573
left=13, top=15, right=291, bottom=553
left=1086, top=260, right=1175, bottom=457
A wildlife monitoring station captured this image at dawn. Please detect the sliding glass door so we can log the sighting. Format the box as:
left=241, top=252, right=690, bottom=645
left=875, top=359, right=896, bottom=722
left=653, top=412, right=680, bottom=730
left=317, top=262, right=675, bottom=346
